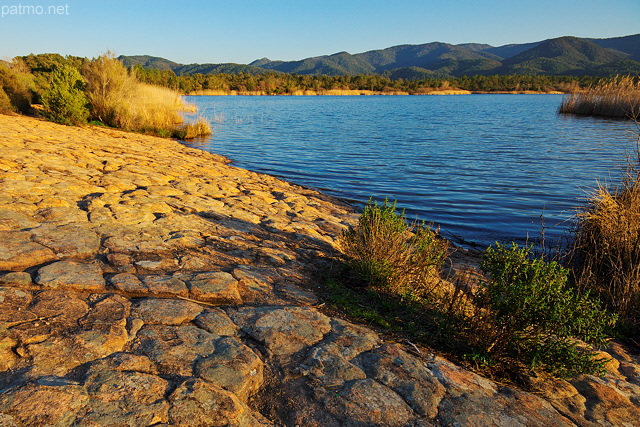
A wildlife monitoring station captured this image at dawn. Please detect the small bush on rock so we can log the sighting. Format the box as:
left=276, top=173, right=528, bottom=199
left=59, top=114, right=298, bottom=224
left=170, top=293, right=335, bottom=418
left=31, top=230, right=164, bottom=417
left=473, top=243, right=617, bottom=377
left=339, top=199, right=449, bottom=299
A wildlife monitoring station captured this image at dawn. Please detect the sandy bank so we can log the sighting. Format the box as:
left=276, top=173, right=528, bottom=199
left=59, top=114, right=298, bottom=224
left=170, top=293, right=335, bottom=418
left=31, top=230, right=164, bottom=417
left=187, top=89, right=566, bottom=96
left=188, top=89, right=411, bottom=96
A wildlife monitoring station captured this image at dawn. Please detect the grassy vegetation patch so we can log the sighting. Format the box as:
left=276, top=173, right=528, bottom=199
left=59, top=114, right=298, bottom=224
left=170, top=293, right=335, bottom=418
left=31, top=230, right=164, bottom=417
left=332, top=198, right=619, bottom=381
left=0, top=53, right=211, bottom=138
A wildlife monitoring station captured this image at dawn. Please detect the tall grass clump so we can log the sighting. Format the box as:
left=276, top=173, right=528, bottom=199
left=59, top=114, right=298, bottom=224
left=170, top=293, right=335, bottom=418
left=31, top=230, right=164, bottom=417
left=472, top=243, right=617, bottom=377
left=339, top=199, right=449, bottom=299
left=559, top=76, right=640, bottom=119
left=81, top=53, right=210, bottom=137
left=173, top=116, right=212, bottom=140
left=570, top=146, right=640, bottom=332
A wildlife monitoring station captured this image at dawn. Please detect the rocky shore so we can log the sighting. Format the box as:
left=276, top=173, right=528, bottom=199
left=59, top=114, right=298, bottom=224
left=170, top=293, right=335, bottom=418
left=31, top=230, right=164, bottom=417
left=0, top=113, right=639, bottom=426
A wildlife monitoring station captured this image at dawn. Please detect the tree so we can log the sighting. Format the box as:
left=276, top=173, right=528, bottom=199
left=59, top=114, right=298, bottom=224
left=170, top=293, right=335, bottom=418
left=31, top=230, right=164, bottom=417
left=81, top=53, right=134, bottom=126
left=41, top=65, right=89, bottom=125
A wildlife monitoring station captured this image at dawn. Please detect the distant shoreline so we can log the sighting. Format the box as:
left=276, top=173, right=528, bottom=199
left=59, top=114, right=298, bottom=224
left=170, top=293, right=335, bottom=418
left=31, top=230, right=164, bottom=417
left=186, top=89, right=565, bottom=96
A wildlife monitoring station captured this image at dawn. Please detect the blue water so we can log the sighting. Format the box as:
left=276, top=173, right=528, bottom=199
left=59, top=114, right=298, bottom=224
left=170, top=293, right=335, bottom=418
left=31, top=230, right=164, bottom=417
left=183, top=95, right=635, bottom=249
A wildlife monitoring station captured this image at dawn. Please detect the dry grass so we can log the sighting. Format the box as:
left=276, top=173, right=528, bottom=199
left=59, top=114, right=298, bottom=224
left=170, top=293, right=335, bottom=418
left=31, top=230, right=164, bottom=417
left=82, top=53, right=208, bottom=136
left=120, top=83, right=185, bottom=131
left=412, top=87, right=472, bottom=95
left=174, top=117, right=212, bottom=139
left=339, top=199, right=450, bottom=299
left=570, top=139, right=640, bottom=330
left=559, top=76, right=640, bottom=119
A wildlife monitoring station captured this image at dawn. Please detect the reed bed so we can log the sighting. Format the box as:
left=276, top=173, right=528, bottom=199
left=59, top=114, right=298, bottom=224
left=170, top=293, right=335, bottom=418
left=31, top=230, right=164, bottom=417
left=570, top=143, right=640, bottom=331
left=83, top=54, right=209, bottom=137
left=559, top=76, right=640, bottom=119
left=174, top=117, right=212, bottom=140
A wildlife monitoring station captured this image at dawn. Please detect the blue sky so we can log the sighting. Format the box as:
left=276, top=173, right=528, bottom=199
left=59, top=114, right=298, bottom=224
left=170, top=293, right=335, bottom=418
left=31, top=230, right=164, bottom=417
left=1, top=0, right=638, bottom=64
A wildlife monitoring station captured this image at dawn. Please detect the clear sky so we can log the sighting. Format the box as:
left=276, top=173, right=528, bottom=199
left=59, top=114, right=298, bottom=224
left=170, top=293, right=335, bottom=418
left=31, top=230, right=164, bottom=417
left=1, top=0, right=638, bottom=64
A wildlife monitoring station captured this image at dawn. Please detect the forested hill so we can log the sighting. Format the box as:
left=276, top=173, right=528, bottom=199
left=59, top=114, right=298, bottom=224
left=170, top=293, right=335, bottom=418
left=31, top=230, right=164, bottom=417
left=119, top=55, right=271, bottom=76
left=119, top=34, right=640, bottom=78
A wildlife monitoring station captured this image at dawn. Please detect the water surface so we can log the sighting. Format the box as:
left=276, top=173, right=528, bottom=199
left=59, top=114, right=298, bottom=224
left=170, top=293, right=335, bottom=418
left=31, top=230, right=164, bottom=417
left=184, top=95, right=635, bottom=249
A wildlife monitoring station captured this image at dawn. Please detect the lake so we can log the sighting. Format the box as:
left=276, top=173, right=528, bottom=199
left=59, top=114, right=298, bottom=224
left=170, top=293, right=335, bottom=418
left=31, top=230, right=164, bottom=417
left=183, top=95, right=635, bottom=249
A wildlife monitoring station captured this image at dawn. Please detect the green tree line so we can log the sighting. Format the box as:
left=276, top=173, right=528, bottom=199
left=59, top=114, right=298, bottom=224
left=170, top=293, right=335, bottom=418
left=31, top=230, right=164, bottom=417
left=132, top=65, right=602, bottom=94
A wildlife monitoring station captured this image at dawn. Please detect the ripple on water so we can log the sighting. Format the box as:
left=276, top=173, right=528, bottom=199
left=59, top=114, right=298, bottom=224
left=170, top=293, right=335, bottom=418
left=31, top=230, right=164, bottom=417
left=184, top=94, right=634, bottom=249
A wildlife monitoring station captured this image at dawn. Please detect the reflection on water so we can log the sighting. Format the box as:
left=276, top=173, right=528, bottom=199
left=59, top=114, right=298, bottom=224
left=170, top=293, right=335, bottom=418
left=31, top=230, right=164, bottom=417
left=183, top=95, right=634, bottom=249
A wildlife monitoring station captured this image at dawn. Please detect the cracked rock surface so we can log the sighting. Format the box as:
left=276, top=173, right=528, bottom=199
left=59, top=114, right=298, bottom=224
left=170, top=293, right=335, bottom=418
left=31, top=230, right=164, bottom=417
left=1, top=114, right=639, bottom=426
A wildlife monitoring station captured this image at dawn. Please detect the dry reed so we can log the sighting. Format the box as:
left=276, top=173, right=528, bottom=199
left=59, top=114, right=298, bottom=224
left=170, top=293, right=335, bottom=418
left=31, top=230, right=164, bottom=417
left=559, top=76, right=640, bottom=119
left=175, top=117, right=212, bottom=139
left=82, top=53, right=209, bottom=137
left=570, top=138, right=640, bottom=330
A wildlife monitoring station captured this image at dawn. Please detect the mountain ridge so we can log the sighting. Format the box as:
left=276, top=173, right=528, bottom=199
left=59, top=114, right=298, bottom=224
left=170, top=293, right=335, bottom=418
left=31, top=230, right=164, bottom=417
left=119, top=33, right=640, bottom=78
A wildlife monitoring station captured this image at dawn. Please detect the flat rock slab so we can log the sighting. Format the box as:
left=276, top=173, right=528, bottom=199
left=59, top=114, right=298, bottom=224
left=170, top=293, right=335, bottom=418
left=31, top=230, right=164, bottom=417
left=9, top=291, right=90, bottom=345
left=168, top=379, right=269, bottom=427
left=0, top=272, right=33, bottom=287
left=357, top=344, right=446, bottom=418
left=0, top=210, right=40, bottom=231
left=131, top=298, right=204, bottom=325
left=36, top=261, right=106, bottom=292
left=140, top=275, right=189, bottom=298
left=81, top=370, right=170, bottom=425
left=133, top=325, right=218, bottom=376
left=24, top=295, right=130, bottom=377
left=0, top=231, right=57, bottom=271
left=0, top=381, right=89, bottom=426
left=324, top=378, right=415, bottom=427
left=31, top=223, right=100, bottom=259
left=194, top=308, right=240, bottom=336
left=109, top=273, right=148, bottom=296
left=26, top=328, right=128, bottom=377
left=195, top=336, right=264, bottom=401
left=183, top=271, right=242, bottom=305
left=230, top=306, right=331, bottom=356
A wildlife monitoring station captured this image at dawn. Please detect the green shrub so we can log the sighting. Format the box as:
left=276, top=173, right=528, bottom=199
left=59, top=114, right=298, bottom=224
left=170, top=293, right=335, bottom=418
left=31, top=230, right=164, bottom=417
left=339, top=199, right=449, bottom=298
left=473, top=243, right=617, bottom=377
left=334, top=200, right=618, bottom=379
left=0, top=88, right=13, bottom=114
left=41, top=65, right=89, bottom=125
left=0, top=62, right=35, bottom=114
